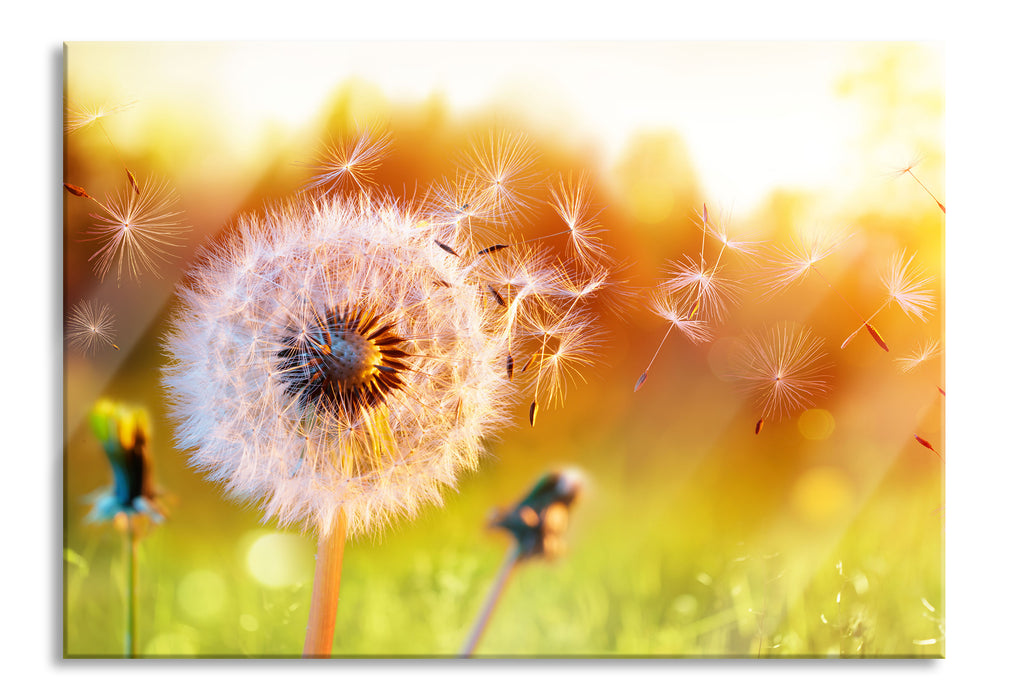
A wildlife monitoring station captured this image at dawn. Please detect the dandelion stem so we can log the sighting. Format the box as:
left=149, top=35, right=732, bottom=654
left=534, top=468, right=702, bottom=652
left=124, top=516, right=138, bottom=658
left=303, top=508, right=348, bottom=658
left=459, top=543, right=520, bottom=657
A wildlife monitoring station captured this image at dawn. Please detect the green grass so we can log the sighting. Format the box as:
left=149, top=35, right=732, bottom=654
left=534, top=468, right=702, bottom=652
left=63, top=460, right=942, bottom=658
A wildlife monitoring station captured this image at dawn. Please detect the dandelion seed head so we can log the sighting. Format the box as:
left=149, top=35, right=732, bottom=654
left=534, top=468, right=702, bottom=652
left=163, top=136, right=609, bottom=537
left=66, top=300, right=118, bottom=356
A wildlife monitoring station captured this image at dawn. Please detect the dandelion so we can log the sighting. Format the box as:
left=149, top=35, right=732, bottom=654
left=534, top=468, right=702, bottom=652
left=162, top=132, right=609, bottom=656
left=73, top=177, right=188, bottom=283
left=841, top=250, right=935, bottom=349
left=66, top=299, right=118, bottom=355
left=87, top=399, right=167, bottom=657
left=896, top=339, right=942, bottom=374
left=731, top=323, right=831, bottom=433
left=460, top=469, right=583, bottom=657
left=892, top=157, right=945, bottom=213
left=306, top=127, right=392, bottom=194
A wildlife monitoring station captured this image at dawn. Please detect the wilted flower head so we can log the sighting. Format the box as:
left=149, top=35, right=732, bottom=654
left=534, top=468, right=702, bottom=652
left=87, top=399, right=165, bottom=527
left=489, top=469, right=583, bottom=560
left=163, top=134, right=610, bottom=537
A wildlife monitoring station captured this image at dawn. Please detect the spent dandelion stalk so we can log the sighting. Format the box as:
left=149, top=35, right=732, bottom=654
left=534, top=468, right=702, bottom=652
left=460, top=470, right=582, bottom=657
left=162, top=131, right=611, bottom=657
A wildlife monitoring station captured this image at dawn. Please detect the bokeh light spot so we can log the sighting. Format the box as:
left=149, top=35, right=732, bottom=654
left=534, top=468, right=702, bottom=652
left=798, top=408, right=835, bottom=440
left=177, top=569, right=227, bottom=621
left=239, top=614, right=259, bottom=632
left=245, top=531, right=314, bottom=588
left=791, top=465, right=852, bottom=524
left=143, top=630, right=199, bottom=656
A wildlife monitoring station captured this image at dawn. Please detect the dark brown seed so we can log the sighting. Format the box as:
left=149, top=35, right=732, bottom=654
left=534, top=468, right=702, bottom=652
left=126, top=169, right=141, bottom=195
left=435, top=240, right=459, bottom=256
left=529, top=400, right=539, bottom=427
left=914, top=434, right=934, bottom=451
left=488, top=285, right=506, bottom=307
left=633, top=371, right=648, bottom=392
left=755, top=418, right=764, bottom=435
left=477, top=243, right=509, bottom=255
left=64, top=183, right=90, bottom=198
left=506, top=354, right=514, bottom=380
left=937, top=386, right=946, bottom=397
left=865, top=323, right=889, bottom=352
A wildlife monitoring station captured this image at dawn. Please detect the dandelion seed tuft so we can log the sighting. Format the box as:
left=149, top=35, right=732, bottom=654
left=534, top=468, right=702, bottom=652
left=66, top=300, right=119, bottom=355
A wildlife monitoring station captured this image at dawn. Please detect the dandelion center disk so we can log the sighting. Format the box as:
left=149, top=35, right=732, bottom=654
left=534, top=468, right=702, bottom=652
left=276, top=308, right=407, bottom=419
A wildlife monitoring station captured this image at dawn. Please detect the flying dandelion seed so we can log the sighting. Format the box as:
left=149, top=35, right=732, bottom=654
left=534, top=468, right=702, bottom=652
left=540, top=172, right=609, bottom=264
left=694, top=205, right=763, bottom=261
left=841, top=250, right=934, bottom=349
left=881, top=250, right=936, bottom=322
left=66, top=300, right=119, bottom=355
left=64, top=100, right=138, bottom=133
left=462, top=130, right=537, bottom=220
left=764, top=228, right=853, bottom=296
left=731, top=323, right=831, bottom=431
left=767, top=228, right=889, bottom=352
left=896, top=339, right=942, bottom=374
left=81, top=177, right=189, bottom=283
left=893, top=158, right=945, bottom=213
left=659, top=255, right=741, bottom=324
left=306, top=128, right=392, bottom=194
